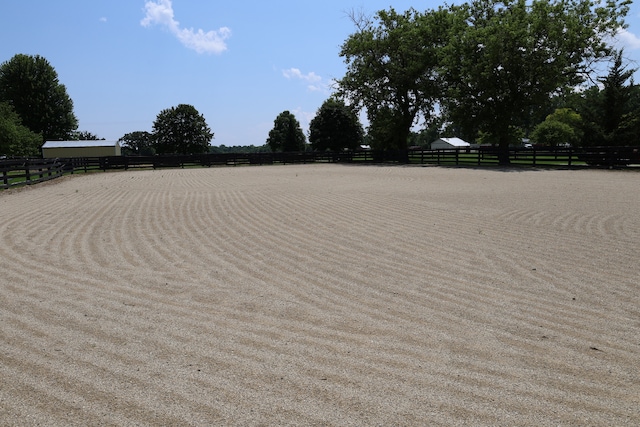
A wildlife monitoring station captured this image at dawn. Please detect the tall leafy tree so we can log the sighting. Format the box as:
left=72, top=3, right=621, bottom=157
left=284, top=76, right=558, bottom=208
left=309, top=98, right=364, bottom=151
left=531, top=108, right=583, bottom=147
left=0, top=101, right=42, bottom=157
left=338, top=8, right=447, bottom=152
left=441, top=0, right=629, bottom=163
left=617, top=85, right=640, bottom=145
left=119, top=131, right=154, bottom=156
left=152, top=104, right=213, bottom=154
left=570, top=86, right=607, bottom=146
left=0, top=54, right=78, bottom=142
left=572, top=51, right=639, bottom=146
left=531, top=120, right=576, bottom=147
left=365, top=106, right=402, bottom=151
left=600, top=51, right=635, bottom=139
left=266, top=111, right=306, bottom=152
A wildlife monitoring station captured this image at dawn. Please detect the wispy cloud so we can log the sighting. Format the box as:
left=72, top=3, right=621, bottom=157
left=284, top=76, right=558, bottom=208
left=615, top=28, right=640, bottom=50
left=141, top=0, right=231, bottom=54
left=283, top=68, right=322, bottom=83
left=99, top=17, right=107, bottom=23
left=282, top=68, right=327, bottom=92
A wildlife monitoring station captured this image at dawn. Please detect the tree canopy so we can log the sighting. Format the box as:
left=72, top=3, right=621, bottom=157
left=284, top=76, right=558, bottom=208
left=531, top=118, right=577, bottom=147
left=337, top=0, right=630, bottom=162
left=152, top=104, right=213, bottom=155
left=0, top=54, right=77, bottom=142
left=69, top=130, right=104, bottom=141
left=119, top=131, right=155, bottom=156
left=210, top=144, right=271, bottom=154
left=562, top=50, right=640, bottom=147
left=0, top=102, right=42, bottom=157
left=266, top=111, right=306, bottom=152
left=308, top=98, right=364, bottom=151
left=591, top=50, right=638, bottom=145
left=338, top=8, right=446, bottom=151
left=440, top=0, right=629, bottom=162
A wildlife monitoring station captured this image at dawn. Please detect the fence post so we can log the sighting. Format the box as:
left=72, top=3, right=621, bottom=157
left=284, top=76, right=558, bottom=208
left=55, top=159, right=62, bottom=179
left=532, top=148, right=536, bottom=166
left=25, top=159, right=31, bottom=184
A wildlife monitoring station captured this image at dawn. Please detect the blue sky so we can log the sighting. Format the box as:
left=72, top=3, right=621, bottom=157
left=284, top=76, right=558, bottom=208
left=2, top=0, right=640, bottom=146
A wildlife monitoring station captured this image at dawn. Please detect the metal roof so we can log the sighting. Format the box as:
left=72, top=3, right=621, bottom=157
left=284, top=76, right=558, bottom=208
left=433, top=137, right=470, bottom=147
left=42, top=140, right=119, bottom=148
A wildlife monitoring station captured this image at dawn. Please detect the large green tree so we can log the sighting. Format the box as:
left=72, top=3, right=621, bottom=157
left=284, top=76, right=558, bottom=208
left=338, top=8, right=447, bottom=152
left=599, top=50, right=636, bottom=142
left=152, top=104, right=213, bottom=154
left=593, top=50, right=640, bottom=145
left=0, top=54, right=78, bottom=142
left=531, top=108, right=583, bottom=147
left=308, top=98, right=364, bottom=151
left=570, top=86, right=606, bottom=146
left=617, top=85, right=640, bottom=146
left=570, top=51, right=640, bottom=146
left=266, top=111, right=306, bottom=152
left=441, top=0, right=629, bottom=163
left=119, top=131, right=154, bottom=156
left=531, top=120, right=576, bottom=147
left=0, top=102, right=42, bottom=157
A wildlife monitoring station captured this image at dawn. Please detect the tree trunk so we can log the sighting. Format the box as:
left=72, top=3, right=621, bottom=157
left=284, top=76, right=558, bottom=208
left=394, top=118, right=412, bottom=164
left=497, top=134, right=511, bottom=165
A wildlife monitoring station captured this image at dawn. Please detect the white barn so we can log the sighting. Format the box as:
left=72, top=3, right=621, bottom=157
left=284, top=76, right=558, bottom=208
left=430, top=137, right=470, bottom=150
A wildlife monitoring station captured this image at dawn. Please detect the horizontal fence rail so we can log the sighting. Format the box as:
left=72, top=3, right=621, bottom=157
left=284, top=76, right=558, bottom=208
left=1, top=158, right=66, bottom=189
left=408, top=146, right=640, bottom=167
left=61, top=151, right=376, bottom=171
left=2, top=146, right=638, bottom=189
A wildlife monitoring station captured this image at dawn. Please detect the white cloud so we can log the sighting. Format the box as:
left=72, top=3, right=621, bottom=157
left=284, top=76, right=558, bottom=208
left=99, top=17, right=107, bottom=23
left=141, top=0, right=231, bottom=54
left=283, top=68, right=321, bottom=83
left=616, top=28, right=640, bottom=50
left=282, top=68, right=329, bottom=92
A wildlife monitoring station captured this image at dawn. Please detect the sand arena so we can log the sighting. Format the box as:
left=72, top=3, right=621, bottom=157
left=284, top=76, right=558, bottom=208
left=1, top=164, right=638, bottom=426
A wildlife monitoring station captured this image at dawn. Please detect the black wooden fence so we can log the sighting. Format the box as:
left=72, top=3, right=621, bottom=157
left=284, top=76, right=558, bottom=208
left=408, top=146, right=640, bottom=167
left=2, top=146, right=638, bottom=190
left=1, top=158, right=66, bottom=189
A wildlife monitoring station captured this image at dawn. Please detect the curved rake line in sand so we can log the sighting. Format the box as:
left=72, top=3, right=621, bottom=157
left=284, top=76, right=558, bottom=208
left=1, top=165, right=638, bottom=425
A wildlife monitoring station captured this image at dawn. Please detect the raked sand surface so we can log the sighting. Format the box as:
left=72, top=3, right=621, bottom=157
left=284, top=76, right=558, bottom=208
left=0, top=164, right=639, bottom=426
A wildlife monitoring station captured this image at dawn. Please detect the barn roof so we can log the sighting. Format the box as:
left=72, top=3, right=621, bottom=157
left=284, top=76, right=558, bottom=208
left=433, top=137, right=470, bottom=147
left=42, top=140, right=119, bottom=148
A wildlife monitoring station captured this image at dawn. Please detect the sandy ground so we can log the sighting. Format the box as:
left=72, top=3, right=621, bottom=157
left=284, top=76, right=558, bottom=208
left=0, top=164, right=638, bottom=426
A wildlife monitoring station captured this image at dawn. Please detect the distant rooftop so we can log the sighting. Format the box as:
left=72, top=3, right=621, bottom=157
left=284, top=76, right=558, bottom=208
left=42, top=140, right=119, bottom=148
left=435, top=137, right=470, bottom=147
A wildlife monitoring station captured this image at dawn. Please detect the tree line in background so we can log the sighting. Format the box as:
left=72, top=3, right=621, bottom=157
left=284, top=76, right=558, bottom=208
left=1, top=0, right=637, bottom=163
left=337, top=0, right=635, bottom=163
